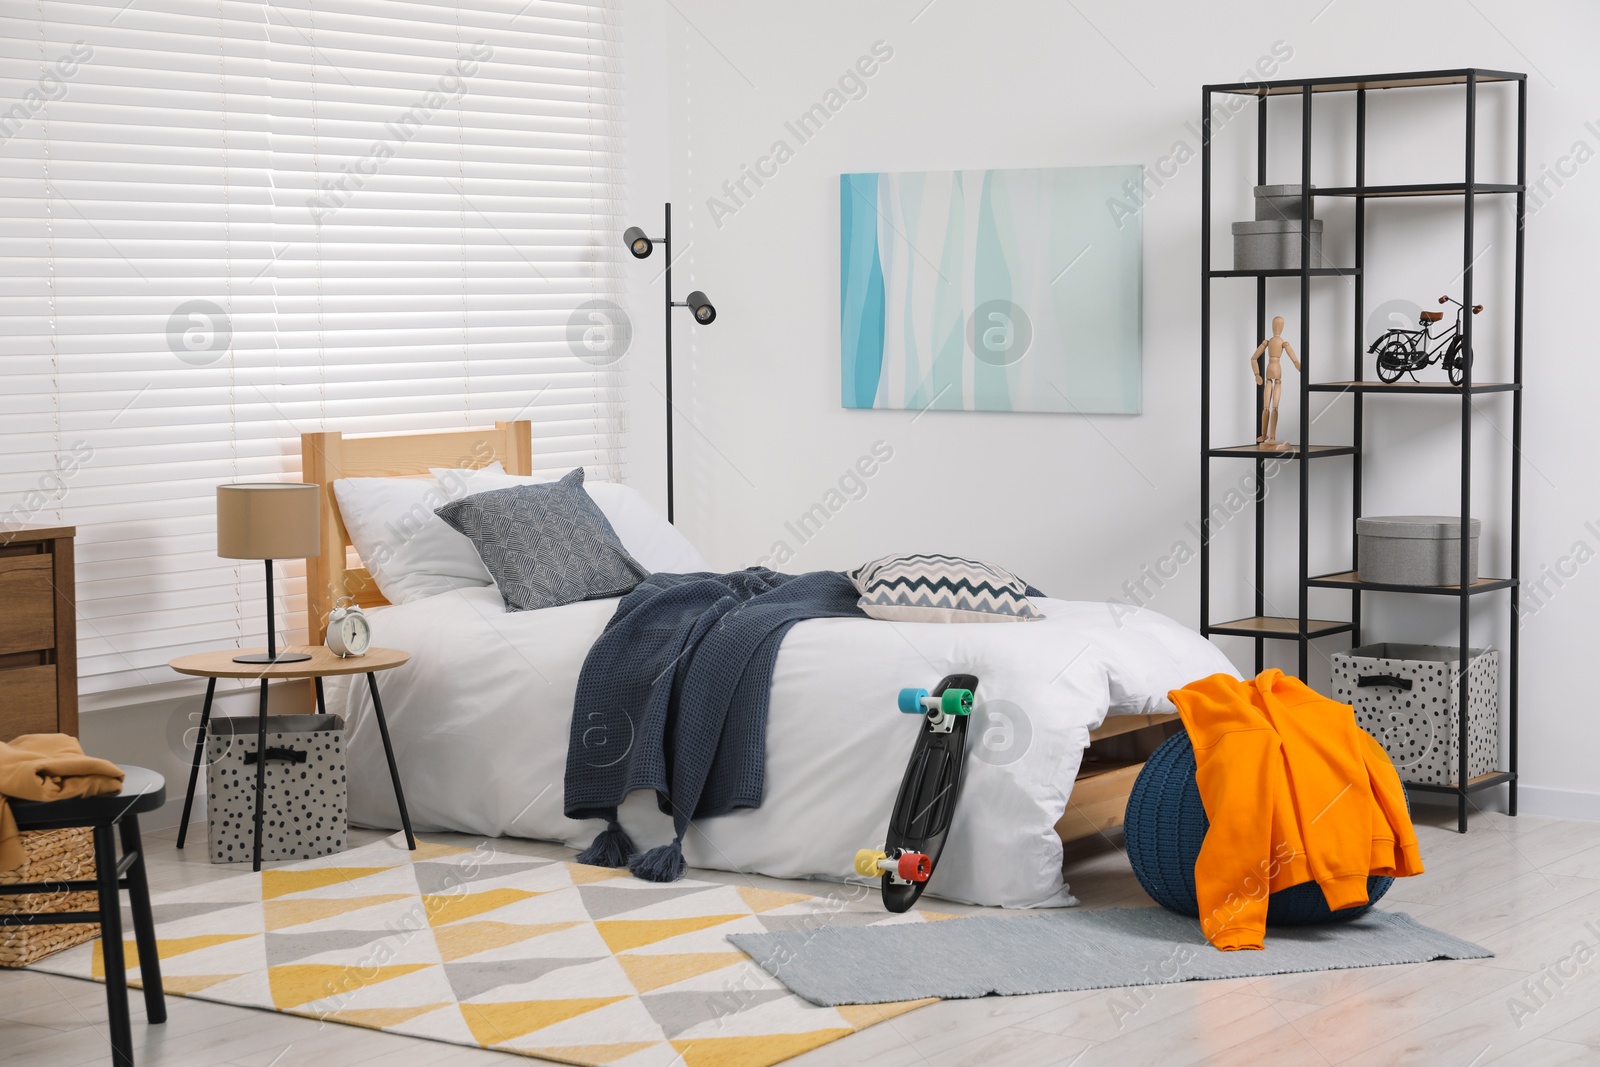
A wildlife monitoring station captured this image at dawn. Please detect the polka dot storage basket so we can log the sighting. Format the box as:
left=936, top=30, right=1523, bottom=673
left=206, top=713, right=348, bottom=863
left=1330, top=643, right=1499, bottom=787
left=1123, top=731, right=1393, bottom=924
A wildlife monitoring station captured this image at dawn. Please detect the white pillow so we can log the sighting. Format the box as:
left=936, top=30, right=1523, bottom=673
left=436, top=467, right=712, bottom=575
left=333, top=473, right=495, bottom=604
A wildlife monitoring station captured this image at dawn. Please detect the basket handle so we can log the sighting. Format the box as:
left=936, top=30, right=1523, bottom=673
left=243, top=747, right=308, bottom=766
left=1357, top=675, right=1413, bottom=691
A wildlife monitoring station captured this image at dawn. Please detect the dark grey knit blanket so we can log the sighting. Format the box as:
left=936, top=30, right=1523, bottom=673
left=563, top=568, right=866, bottom=881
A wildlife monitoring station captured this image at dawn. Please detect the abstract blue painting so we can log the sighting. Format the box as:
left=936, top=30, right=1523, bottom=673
left=840, top=166, right=1143, bottom=414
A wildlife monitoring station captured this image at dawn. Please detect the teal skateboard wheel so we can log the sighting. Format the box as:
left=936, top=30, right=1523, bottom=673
left=898, top=688, right=929, bottom=714
left=941, top=689, right=973, bottom=716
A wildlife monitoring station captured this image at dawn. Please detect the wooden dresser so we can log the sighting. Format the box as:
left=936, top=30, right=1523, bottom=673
left=0, top=525, right=77, bottom=740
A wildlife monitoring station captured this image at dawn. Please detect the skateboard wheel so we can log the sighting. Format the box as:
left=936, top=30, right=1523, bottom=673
left=855, top=849, right=888, bottom=878
left=941, top=689, right=973, bottom=717
left=898, top=688, right=929, bottom=714
left=897, top=851, right=932, bottom=883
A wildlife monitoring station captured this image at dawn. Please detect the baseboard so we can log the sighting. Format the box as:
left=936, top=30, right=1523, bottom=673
left=1515, top=784, right=1600, bottom=823
left=1405, top=782, right=1600, bottom=823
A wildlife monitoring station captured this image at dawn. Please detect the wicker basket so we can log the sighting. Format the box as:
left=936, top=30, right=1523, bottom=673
left=0, top=826, right=99, bottom=967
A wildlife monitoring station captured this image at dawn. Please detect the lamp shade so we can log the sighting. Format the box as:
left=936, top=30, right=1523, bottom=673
left=217, top=483, right=322, bottom=560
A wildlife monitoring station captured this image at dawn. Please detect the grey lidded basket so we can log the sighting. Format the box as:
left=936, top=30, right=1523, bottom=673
left=1232, top=219, right=1324, bottom=271
left=1357, top=515, right=1480, bottom=586
left=1254, top=184, right=1316, bottom=221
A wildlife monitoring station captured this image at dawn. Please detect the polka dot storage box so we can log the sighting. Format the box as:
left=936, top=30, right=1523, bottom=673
left=206, top=714, right=349, bottom=863
left=1331, top=643, right=1499, bottom=787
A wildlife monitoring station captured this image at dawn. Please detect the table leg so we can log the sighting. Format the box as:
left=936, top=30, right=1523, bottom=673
left=252, top=679, right=269, bottom=872
left=366, top=671, right=415, bottom=850
left=315, top=675, right=327, bottom=716
left=176, top=677, right=216, bottom=850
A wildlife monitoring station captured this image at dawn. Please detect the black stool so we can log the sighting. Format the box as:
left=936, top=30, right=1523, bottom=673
left=1, top=766, right=167, bottom=1066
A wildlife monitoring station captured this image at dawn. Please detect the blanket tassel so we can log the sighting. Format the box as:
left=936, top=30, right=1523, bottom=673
left=629, top=838, right=686, bottom=883
left=577, top=818, right=636, bottom=868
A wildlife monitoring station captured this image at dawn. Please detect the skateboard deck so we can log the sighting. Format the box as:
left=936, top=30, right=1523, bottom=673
left=854, top=673, right=978, bottom=912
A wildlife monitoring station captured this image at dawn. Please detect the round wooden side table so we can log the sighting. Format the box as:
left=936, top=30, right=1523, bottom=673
left=167, top=646, right=413, bottom=871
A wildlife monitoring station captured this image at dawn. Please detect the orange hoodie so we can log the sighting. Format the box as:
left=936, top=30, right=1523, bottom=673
left=1169, top=670, right=1424, bottom=951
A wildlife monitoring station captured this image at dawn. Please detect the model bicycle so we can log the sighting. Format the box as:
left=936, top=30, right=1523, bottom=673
left=1368, top=295, right=1483, bottom=385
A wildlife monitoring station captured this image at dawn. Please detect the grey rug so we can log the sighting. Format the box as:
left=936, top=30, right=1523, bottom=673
left=727, top=907, right=1491, bottom=1006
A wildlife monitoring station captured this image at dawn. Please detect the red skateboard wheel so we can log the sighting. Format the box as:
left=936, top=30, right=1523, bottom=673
left=897, top=851, right=932, bottom=883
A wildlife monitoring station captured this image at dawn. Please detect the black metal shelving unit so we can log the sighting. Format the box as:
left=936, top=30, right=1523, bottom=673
left=1198, top=69, right=1526, bottom=832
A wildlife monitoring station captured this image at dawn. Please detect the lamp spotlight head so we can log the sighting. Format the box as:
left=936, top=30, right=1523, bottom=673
left=623, top=226, right=653, bottom=259
left=686, top=291, right=716, bottom=325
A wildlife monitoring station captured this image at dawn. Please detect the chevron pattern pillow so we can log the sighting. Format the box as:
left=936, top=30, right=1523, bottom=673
left=434, top=468, right=648, bottom=612
left=846, top=553, right=1043, bottom=624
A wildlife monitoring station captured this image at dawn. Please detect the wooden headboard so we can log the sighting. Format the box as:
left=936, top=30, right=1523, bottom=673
left=301, top=421, right=533, bottom=643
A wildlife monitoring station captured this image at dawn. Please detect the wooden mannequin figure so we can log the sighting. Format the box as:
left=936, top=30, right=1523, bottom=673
left=1251, top=315, right=1301, bottom=449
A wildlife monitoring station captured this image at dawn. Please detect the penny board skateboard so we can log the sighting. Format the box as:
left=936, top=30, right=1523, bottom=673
left=854, top=673, right=977, bottom=912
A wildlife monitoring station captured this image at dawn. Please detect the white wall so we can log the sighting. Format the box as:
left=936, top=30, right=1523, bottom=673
left=638, top=0, right=1600, bottom=814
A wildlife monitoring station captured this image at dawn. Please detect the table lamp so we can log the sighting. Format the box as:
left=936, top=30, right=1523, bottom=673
left=217, top=482, right=321, bottom=664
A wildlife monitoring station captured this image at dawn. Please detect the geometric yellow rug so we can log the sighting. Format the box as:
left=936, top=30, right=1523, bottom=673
left=28, top=834, right=941, bottom=1066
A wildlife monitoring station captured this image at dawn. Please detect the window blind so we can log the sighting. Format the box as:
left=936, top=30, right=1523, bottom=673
left=0, top=0, right=626, bottom=706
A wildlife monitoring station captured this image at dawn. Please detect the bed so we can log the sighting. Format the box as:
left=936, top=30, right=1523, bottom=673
left=303, top=423, right=1235, bottom=908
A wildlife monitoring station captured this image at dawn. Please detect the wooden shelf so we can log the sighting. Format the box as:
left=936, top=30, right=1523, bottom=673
left=1209, top=267, right=1358, bottom=279
left=1308, top=570, right=1517, bottom=595
left=1315, top=183, right=1522, bottom=198
left=1209, top=68, right=1524, bottom=98
left=1310, top=380, right=1518, bottom=395
left=1207, top=616, right=1354, bottom=640
left=1404, top=771, right=1516, bottom=794
left=1209, top=443, right=1356, bottom=459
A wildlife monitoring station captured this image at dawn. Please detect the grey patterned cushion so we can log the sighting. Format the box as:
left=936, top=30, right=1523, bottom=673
left=434, top=468, right=649, bottom=612
left=846, top=552, right=1043, bottom=623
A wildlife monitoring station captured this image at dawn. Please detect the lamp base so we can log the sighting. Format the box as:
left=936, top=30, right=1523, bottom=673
left=233, top=652, right=314, bottom=665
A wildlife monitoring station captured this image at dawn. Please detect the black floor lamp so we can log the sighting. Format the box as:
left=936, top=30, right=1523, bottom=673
left=622, top=203, right=716, bottom=524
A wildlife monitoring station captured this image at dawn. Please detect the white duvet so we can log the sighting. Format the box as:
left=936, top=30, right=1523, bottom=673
left=325, top=586, right=1235, bottom=908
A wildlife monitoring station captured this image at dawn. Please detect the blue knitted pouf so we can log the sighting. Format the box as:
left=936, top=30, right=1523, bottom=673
left=1123, top=731, right=1394, bottom=925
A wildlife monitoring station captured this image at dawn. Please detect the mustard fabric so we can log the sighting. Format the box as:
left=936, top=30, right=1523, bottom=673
left=0, top=734, right=124, bottom=872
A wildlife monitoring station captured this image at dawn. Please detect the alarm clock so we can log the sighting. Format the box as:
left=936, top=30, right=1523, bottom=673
left=326, top=597, right=372, bottom=657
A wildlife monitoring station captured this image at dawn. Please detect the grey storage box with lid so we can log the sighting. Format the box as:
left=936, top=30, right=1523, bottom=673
left=1253, top=184, right=1315, bottom=221
left=1357, top=515, right=1480, bottom=586
left=1232, top=221, right=1324, bottom=271
left=1233, top=184, right=1322, bottom=271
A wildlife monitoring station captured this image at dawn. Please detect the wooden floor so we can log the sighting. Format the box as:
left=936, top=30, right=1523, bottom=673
left=5, top=805, right=1600, bottom=1066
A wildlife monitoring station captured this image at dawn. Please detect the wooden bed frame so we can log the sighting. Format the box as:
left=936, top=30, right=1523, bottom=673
left=1062, top=713, right=1183, bottom=844
left=296, top=418, right=1177, bottom=848
left=300, top=421, right=533, bottom=644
